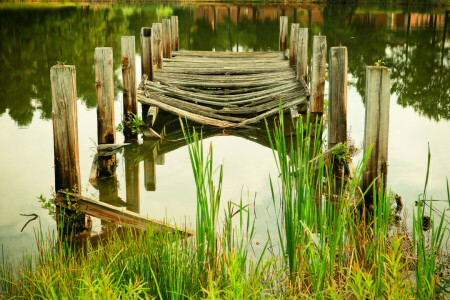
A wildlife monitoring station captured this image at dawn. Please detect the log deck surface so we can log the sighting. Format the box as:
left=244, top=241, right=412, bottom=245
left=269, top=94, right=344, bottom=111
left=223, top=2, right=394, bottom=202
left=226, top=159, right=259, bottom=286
left=137, top=50, right=309, bottom=128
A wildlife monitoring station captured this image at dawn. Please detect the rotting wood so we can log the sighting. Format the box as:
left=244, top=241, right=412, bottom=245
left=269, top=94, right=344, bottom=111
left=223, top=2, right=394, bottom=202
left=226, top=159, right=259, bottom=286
left=170, top=16, right=179, bottom=51
left=147, top=106, right=158, bottom=126
left=289, top=23, right=299, bottom=67
left=328, top=47, right=347, bottom=149
left=122, top=36, right=138, bottom=142
left=296, top=28, right=308, bottom=83
left=310, top=35, right=327, bottom=115
left=55, top=191, right=191, bottom=235
left=363, top=66, right=390, bottom=208
left=152, top=23, right=163, bottom=69
left=279, top=16, right=288, bottom=51
left=162, top=19, right=172, bottom=58
left=140, top=27, right=153, bottom=81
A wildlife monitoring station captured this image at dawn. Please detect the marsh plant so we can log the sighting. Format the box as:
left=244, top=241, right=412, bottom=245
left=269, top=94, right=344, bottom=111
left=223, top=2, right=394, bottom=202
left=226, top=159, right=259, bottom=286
left=0, top=111, right=448, bottom=299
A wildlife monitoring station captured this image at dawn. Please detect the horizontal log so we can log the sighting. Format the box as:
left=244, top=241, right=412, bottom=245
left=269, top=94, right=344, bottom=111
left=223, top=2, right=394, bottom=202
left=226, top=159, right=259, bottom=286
left=55, top=191, right=192, bottom=235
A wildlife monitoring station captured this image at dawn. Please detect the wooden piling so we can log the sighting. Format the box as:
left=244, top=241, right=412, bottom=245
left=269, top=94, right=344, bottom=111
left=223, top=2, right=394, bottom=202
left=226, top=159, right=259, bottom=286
left=296, top=28, right=308, bottom=83
left=328, top=47, right=347, bottom=149
left=289, top=23, right=299, bottom=67
left=140, top=27, right=153, bottom=81
left=50, top=65, right=86, bottom=233
left=310, top=35, right=327, bottom=116
left=279, top=16, right=288, bottom=51
left=152, top=23, right=163, bottom=69
left=162, top=19, right=172, bottom=58
left=170, top=16, right=179, bottom=51
left=121, top=36, right=138, bottom=142
left=94, top=47, right=117, bottom=178
left=362, top=66, right=390, bottom=208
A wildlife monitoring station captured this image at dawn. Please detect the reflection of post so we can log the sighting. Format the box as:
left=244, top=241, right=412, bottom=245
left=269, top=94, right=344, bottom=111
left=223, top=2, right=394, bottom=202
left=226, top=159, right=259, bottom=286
left=125, top=147, right=140, bottom=213
left=310, top=35, right=327, bottom=118
left=121, top=36, right=138, bottom=142
left=98, top=176, right=120, bottom=228
left=144, top=148, right=157, bottom=192
left=441, top=11, right=448, bottom=67
left=279, top=16, right=288, bottom=51
left=50, top=65, right=86, bottom=234
left=156, top=153, right=165, bottom=165
left=363, top=66, right=390, bottom=209
left=94, top=47, right=117, bottom=177
left=296, top=28, right=308, bottom=83
left=328, top=47, right=347, bottom=149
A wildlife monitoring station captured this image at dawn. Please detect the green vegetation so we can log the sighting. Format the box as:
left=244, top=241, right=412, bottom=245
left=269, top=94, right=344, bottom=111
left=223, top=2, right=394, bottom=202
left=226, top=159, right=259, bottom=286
left=1, top=112, right=448, bottom=298
left=117, top=112, right=144, bottom=135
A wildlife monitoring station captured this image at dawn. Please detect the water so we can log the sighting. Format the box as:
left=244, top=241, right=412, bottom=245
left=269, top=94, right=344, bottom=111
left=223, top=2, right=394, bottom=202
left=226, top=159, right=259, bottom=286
left=0, top=2, right=449, bottom=259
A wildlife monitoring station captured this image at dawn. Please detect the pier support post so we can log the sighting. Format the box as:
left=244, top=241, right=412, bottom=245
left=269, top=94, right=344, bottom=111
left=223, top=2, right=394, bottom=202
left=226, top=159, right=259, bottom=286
left=310, top=35, right=327, bottom=118
left=162, top=19, right=172, bottom=58
left=140, top=27, right=153, bottom=125
left=95, top=47, right=117, bottom=177
left=170, top=16, right=179, bottom=51
left=279, top=16, right=288, bottom=52
left=50, top=65, right=86, bottom=234
left=152, top=23, right=163, bottom=69
left=121, top=36, right=138, bottom=142
left=296, top=28, right=308, bottom=83
left=363, top=66, right=390, bottom=209
left=328, top=47, right=347, bottom=149
left=289, top=23, right=299, bottom=67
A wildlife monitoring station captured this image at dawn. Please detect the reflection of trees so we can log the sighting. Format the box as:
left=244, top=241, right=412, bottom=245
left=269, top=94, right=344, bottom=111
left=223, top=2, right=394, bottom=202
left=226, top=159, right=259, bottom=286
left=0, top=5, right=448, bottom=125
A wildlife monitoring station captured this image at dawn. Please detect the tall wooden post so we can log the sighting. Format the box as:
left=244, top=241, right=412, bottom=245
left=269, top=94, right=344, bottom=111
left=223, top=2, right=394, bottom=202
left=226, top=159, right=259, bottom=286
left=50, top=65, right=86, bottom=234
left=152, top=23, right=163, bottom=69
left=296, top=28, right=308, bottom=83
left=279, top=16, right=288, bottom=51
left=310, top=35, right=327, bottom=117
left=289, top=23, right=299, bottom=67
left=362, top=66, right=390, bottom=209
left=121, top=36, right=137, bottom=142
left=95, top=47, right=117, bottom=177
left=162, top=19, right=172, bottom=58
left=328, top=47, right=347, bottom=149
left=170, top=16, right=179, bottom=51
left=140, top=27, right=153, bottom=125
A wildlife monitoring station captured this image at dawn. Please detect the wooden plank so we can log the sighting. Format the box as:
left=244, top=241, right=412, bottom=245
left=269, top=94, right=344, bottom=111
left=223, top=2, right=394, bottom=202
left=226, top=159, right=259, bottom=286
left=162, top=19, right=172, bottom=59
left=310, top=35, right=327, bottom=114
left=50, top=65, right=81, bottom=192
left=279, top=16, right=288, bottom=51
left=296, top=28, right=308, bottom=83
left=328, top=47, right=347, bottom=149
left=170, top=16, right=179, bottom=51
left=363, top=66, right=390, bottom=208
left=152, top=23, right=163, bottom=69
left=95, top=47, right=116, bottom=144
left=55, top=191, right=191, bottom=235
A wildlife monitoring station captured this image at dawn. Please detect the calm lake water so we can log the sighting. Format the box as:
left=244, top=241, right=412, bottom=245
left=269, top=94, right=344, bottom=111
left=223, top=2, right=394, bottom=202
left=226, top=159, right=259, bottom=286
left=0, top=2, right=449, bottom=259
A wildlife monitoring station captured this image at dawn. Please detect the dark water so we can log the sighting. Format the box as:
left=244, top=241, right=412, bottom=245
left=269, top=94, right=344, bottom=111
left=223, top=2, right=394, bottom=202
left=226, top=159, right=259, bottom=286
left=0, top=3, right=449, bottom=259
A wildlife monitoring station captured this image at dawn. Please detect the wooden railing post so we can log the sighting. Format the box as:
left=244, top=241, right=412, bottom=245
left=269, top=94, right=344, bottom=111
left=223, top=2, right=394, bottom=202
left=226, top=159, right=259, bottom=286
left=296, top=28, right=308, bottom=83
left=289, top=23, right=299, bottom=67
left=121, top=36, right=137, bottom=142
left=95, top=47, right=117, bottom=177
left=328, top=47, right=347, bottom=149
left=162, top=19, right=172, bottom=58
left=170, top=16, right=179, bottom=51
left=152, top=23, right=163, bottom=69
left=310, top=35, right=327, bottom=117
left=50, top=65, right=86, bottom=234
left=279, top=16, right=288, bottom=52
left=363, top=66, right=390, bottom=209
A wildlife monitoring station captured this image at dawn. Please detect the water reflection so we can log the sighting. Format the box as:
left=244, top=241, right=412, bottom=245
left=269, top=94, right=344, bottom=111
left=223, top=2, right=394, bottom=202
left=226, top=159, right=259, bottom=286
left=0, top=4, right=448, bottom=126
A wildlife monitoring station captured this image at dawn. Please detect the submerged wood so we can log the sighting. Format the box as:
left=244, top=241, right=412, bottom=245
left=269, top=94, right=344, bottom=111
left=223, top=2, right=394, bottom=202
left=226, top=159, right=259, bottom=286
left=55, top=191, right=192, bottom=235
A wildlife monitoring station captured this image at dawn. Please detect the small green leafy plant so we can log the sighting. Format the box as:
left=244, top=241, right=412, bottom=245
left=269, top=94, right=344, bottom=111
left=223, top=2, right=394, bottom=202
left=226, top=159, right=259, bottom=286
left=37, top=195, right=55, bottom=219
left=117, top=112, right=144, bottom=135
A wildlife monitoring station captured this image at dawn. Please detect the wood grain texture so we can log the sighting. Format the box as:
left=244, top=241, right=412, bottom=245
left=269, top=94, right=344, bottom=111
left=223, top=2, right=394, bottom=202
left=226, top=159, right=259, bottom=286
left=279, top=16, right=288, bottom=51
left=296, top=28, right=308, bottom=83
left=328, top=47, right=347, bottom=149
left=95, top=47, right=116, bottom=144
left=140, top=27, right=153, bottom=81
left=170, top=16, right=179, bottom=51
left=289, top=23, right=299, bottom=67
left=363, top=66, right=390, bottom=206
left=310, top=35, right=327, bottom=114
left=50, top=65, right=81, bottom=192
left=152, top=23, right=163, bottom=69
left=162, top=19, right=172, bottom=58
left=121, top=36, right=137, bottom=118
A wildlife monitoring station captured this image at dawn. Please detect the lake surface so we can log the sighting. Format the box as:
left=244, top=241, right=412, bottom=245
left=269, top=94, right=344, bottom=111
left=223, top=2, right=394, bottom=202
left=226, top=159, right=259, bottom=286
left=0, top=2, right=449, bottom=259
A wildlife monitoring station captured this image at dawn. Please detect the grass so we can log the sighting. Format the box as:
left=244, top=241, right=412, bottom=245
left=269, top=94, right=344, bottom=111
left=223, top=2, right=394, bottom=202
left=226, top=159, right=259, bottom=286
left=0, top=111, right=448, bottom=299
